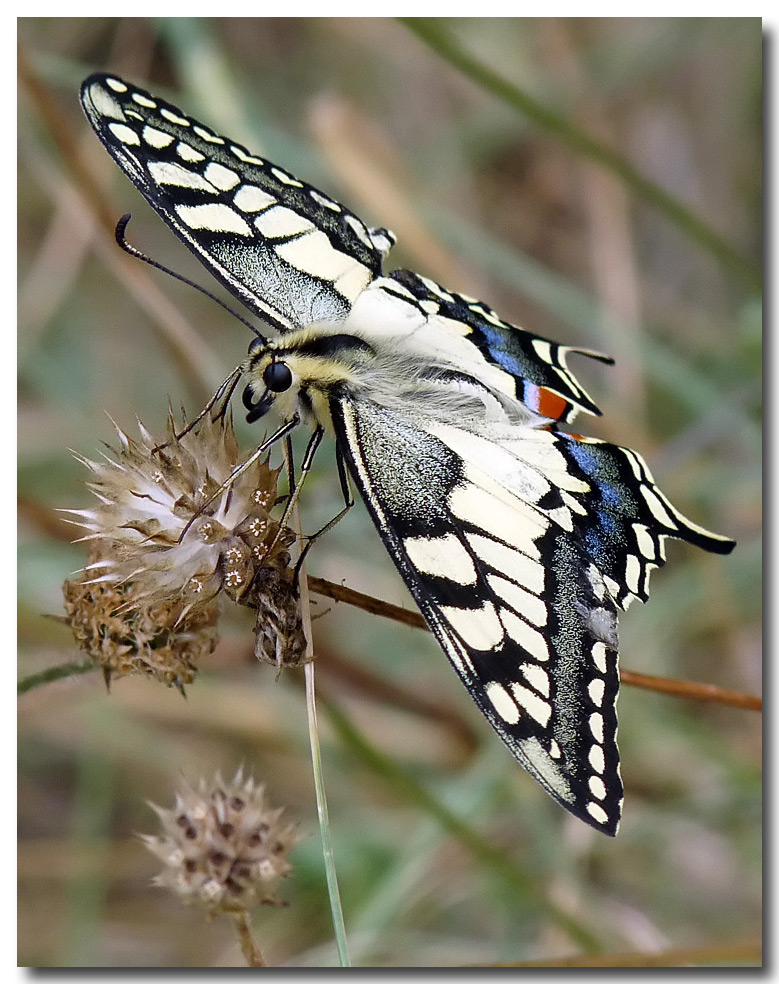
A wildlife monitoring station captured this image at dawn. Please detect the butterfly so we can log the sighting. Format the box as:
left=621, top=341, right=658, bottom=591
left=80, top=73, right=735, bottom=835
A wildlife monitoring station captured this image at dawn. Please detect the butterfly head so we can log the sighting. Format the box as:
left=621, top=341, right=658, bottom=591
left=241, top=328, right=375, bottom=429
left=241, top=336, right=294, bottom=424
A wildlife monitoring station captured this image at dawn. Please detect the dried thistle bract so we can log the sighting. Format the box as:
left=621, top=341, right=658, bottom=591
left=251, top=567, right=308, bottom=670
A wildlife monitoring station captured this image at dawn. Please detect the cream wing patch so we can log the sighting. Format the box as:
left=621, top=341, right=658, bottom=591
left=439, top=602, right=504, bottom=651
left=404, top=534, right=477, bottom=585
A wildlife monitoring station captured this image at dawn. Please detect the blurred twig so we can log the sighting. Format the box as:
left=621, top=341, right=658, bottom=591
left=618, top=669, right=761, bottom=712
left=233, top=913, right=265, bottom=967
left=308, top=576, right=424, bottom=630
left=308, top=576, right=761, bottom=712
left=400, top=18, right=760, bottom=290
left=18, top=661, right=95, bottom=694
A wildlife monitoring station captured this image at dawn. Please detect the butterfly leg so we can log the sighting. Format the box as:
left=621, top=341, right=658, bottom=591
left=283, top=434, right=297, bottom=501
left=249, top=424, right=327, bottom=584
left=153, top=367, right=244, bottom=453
left=273, top=426, right=325, bottom=535
left=292, top=443, right=355, bottom=590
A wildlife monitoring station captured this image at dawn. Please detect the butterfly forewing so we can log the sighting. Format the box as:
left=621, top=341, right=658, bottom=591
left=80, top=74, right=395, bottom=332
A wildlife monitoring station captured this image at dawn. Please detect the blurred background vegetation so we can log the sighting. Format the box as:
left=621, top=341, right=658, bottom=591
left=18, top=17, right=761, bottom=968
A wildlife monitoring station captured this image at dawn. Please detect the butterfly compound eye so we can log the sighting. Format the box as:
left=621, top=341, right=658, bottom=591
left=263, top=361, right=293, bottom=393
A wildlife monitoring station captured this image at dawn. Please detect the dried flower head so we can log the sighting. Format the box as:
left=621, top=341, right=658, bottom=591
left=142, top=769, right=300, bottom=914
left=62, top=413, right=305, bottom=686
left=62, top=571, right=217, bottom=689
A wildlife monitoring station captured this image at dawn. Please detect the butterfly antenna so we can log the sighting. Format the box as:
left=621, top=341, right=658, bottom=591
left=114, top=214, right=268, bottom=342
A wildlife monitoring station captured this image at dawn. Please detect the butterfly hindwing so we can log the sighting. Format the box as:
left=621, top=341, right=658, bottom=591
left=553, top=433, right=736, bottom=608
left=413, top=417, right=737, bottom=611
left=382, top=270, right=611, bottom=422
left=80, top=73, right=395, bottom=331
left=332, top=394, right=624, bottom=834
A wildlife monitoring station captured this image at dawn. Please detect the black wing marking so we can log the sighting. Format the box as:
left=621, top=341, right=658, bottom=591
left=554, top=433, right=735, bottom=607
left=80, top=73, right=395, bottom=331
left=332, top=395, right=624, bottom=835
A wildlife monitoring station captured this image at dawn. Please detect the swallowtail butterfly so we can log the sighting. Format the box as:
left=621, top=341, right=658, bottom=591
left=80, top=73, right=735, bottom=835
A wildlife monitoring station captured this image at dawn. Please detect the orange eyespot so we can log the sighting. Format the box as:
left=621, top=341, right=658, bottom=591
left=535, top=386, right=570, bottom=421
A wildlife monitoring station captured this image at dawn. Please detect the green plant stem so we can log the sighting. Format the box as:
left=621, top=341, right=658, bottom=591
left=17, top=660, right=95, bottom=693
left=303, top=658, right=351, bottom=968
left=295, top=509, right=351, bottom=968
left=400, top=18, right=760, bottom=290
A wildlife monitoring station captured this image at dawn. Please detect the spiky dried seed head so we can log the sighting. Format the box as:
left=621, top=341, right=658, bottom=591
left=142, top=769, right=300, bottom=913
